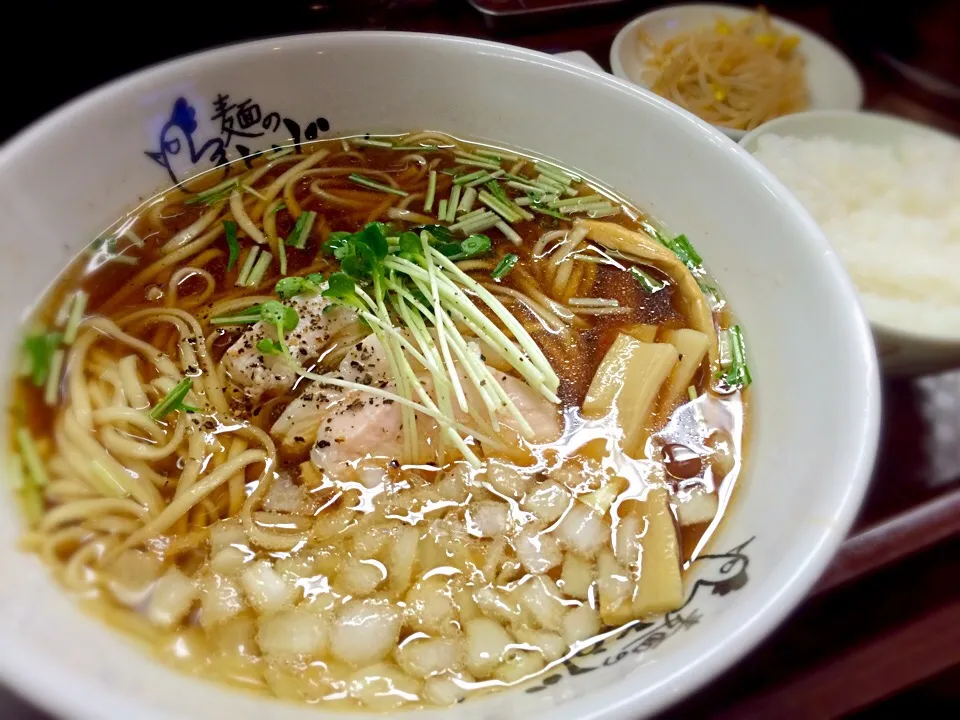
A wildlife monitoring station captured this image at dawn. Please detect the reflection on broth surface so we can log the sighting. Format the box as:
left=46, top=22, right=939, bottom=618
left=10, top=132, right=750, bottom=709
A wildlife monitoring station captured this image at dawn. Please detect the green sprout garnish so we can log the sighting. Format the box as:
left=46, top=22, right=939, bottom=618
left=274, top=273, right=325, bottom=300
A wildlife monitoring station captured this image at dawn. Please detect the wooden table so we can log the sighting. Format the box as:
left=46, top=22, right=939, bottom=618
left=2, top=1, right=958, bottom=717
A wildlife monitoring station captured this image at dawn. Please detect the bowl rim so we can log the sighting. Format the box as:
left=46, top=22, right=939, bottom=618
left=0, top=29, right=881, bottom=720
left=740, top=108, right=960, bottom=345
left=609, top=2, right=866, bottom=141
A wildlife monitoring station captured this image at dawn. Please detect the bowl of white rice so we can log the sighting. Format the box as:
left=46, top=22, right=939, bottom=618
left=741, top=110, right=960, bottom=375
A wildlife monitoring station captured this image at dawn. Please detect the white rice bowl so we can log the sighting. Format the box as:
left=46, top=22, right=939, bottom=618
left=752, top=132, right=960, bottom=337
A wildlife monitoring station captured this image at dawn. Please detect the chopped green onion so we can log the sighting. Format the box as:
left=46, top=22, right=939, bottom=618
left=534, top=162, right=579, bottom=184
left=446, top=186, right=461, bottom=223
left=223, top=220, right=240, bottom=271
left=453, top=154, right=500, bottom=170
left=560, top=201, right=617, bottom=215
left=534, top=175, right=565, bottom=193
left=450, top=210, right=500, bottom=235
left=548, top=194, right=604, bottom=209
left=286, top=211, right=317, bottom=250
left=488, top=181, right=533, bottom=221
left=672, top=233, right=703, bottom=267
left=699, top=279, right=725, bottom=312
left=23, top=332, right=62, bottom=387
left=458, top=186, right=478, bottom=215
left=210, top=305, right=263, bottom=325
left=687, top=385, right=698, bottom=402
left=529, top=204, right=566, bottom=220
left=586, top=206, right=620, bottom=218
left=246, top=250, right=273, bottom=287
left=43, top=349, right=65, bottom=405
left=348, top=173, right=408, bottom=197
left=63, top=291, right=88, bottom=345
left=454, top=208, right=487, bottom=224
left=391, top=144, right=442, bottom=151
left=236, top=247, right=260, bottom=287
left=460, top=234, right=492, bottom=257
left=18, top=477, right=43, bottom=526
left=456, top=213, right=500, bottom=235
left=629, top=266, right=665, bottom=293
left=659, top=232, right=703, bottom=270
left=185, top=178, right=238, bottom=205
left=424, top=170, right=437, bottom=213
left=506, top=179, right=546, bottom=196
left=277, top=237, right=288, bottom=275
left=491, top=253, right=519, bottom=280
left=17, top=427, right=48, bottom=488
left=438, top=200, right=448, bottom=223
left=495, top=221, right=522, bottom=246
left=351, top=137, right=394, bottom=148
left=268, top=202, right=286, bottom=217
left=478, top=190, right=520, bottom=223
left=465, top=170, right=506, bottom=188
left=453, top=170, right=487, bottom=186
left=110, top=255, right=139, bottom=266
left=149, top=377, right=194, bottom=420
left=719, top=325, right=751, bottom=387
left=478, top=148, right=520, bottom=162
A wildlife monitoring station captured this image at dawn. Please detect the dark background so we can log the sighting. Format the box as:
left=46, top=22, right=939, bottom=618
left=0, top=0, right=956, bottom=142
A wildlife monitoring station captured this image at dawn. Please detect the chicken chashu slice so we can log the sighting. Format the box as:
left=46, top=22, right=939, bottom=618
left=271, top=335, right=562, bottom=475
left=270, top=334, right=394, bottom=460
left=221, top=293, right=360, bottom=406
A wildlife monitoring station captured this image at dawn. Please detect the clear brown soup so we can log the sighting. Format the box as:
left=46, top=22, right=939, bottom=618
left=9, top=131, right=748, bottom=710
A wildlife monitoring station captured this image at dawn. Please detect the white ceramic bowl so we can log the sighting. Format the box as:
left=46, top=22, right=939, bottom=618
left=0, top=32, right=879, bottom=720
left=741, top=109, right=960, bottom=376
left=610, top=3, right=864, bottom=141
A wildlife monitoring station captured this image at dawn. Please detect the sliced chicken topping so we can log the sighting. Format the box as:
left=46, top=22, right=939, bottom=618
left=302, top=362, right=559, bottom=477
left=309, top=393, right=405, bottom=476
left=222, top=293, right=359, bottom=405
left=270, top=335, right=391, bottom=459
left=475, top=371, right=563, bottom=446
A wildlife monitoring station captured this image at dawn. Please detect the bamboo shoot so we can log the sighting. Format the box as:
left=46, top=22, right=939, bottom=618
left=583, top=333, right=679, bottom=457
left=622, top=323, right=658, bottom=343
left=626, top=489, right=684, bottom=617
left=659, top=328, right=709, bottom=413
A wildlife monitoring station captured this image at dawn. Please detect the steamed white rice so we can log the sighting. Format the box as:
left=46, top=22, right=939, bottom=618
left=752, top=132, right=960, bottom=335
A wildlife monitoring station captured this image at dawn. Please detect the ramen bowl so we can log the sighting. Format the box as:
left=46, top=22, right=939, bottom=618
left=0, top=32, right=879, bottom=720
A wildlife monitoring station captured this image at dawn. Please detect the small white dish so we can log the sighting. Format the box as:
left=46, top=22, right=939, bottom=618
left=610, top=3, right=864, bottom=141
left=741, top=110, right=960, bottom=376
